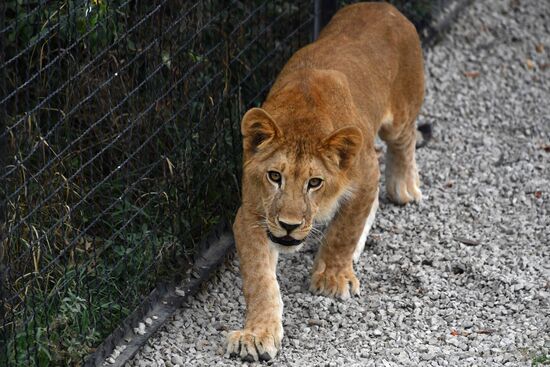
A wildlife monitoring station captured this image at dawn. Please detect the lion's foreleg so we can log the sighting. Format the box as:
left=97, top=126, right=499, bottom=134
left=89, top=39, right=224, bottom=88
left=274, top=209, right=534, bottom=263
left=226, top=207, right=283, bottom=362
left=310, top=180, right=378, bottom=299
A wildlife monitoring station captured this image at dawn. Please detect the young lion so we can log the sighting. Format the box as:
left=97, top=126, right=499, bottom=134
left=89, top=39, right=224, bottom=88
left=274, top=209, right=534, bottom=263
left=227, top=2, right=424, bottom=362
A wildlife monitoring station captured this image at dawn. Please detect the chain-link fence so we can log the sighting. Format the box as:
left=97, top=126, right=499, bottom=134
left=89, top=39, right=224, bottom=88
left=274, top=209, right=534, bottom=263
left=1, top=0, right=458, bottom=365
left=1, top=1, right=312, bottom=364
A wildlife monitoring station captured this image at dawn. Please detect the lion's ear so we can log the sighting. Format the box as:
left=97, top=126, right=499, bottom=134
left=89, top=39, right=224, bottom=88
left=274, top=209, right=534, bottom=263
left=241, top=108, right=282, bottom=154
left=318, top=126, right=363, bottom=170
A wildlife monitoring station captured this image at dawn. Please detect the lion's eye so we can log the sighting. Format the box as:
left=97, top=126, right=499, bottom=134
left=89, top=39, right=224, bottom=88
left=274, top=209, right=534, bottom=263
left=308, top=177, right=323, bottom=190
left=267, top=171, right=282, bottom=184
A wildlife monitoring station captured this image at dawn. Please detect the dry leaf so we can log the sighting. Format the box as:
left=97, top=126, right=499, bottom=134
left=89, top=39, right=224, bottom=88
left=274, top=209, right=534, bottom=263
left=526, top=59, right=535, bottom=70
left=463, top=71, right=480, bottom=78
left=450, top=329, right=459, bottom=336
left=476, top=329, right=496, bottom=335
left=454, top=236, right=481, bottom=246
left=535, top=43, right=544, bottom=53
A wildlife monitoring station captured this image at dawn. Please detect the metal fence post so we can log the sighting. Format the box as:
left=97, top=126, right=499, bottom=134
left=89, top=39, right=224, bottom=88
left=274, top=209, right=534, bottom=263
left=314, top=0, right=339, bottom=40
left=0, top=2, right=7, bottom=353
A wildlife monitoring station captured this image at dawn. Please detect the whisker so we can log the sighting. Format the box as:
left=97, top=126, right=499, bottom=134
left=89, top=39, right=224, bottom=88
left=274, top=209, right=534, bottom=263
left=306, top=226, right=326, bottom=245
left=250, top=218, right=268, bottom=231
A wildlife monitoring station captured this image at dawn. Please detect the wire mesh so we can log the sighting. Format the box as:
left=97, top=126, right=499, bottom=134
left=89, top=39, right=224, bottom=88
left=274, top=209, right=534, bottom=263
left=1, top=0, right=453, bottom=365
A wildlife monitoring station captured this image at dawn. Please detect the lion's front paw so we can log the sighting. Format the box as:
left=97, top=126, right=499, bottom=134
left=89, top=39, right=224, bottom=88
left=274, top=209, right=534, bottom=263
left=225, top=326, right=282, bottom=362
left=310, top=259, right=360, bottom=300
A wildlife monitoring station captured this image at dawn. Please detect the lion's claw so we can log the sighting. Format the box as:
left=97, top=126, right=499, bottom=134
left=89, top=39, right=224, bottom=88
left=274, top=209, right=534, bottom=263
left=310, top=260, right=360, bottom=300
left=259, top=351, right=273, bottom=361
left=226, top=328, right=280, bottom=362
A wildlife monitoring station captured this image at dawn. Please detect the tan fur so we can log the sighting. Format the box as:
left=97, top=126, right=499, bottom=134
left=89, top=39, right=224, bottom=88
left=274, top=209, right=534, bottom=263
left=227, top=2, right=424, bottom=361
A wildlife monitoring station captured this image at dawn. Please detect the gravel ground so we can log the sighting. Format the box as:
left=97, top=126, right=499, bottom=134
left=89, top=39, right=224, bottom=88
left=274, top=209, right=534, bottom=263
left=129, top=1, right=550, bottom=366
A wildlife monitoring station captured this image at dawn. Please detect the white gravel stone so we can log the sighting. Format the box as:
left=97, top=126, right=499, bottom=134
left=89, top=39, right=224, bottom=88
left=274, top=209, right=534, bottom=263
left=171, top=355, right=183, bottom=365
left=134, top=322, right=146, bottom=336
left=129, top=1, right=550, bottom=366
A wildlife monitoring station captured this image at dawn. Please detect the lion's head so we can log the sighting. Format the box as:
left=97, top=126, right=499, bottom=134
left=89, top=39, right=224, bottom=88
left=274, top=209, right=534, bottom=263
left=240, top=107, right=363, bottom=253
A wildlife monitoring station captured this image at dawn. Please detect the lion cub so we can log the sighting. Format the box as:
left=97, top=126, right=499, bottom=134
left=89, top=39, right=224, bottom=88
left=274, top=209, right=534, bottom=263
left=227, top=2, right=424, bottom=361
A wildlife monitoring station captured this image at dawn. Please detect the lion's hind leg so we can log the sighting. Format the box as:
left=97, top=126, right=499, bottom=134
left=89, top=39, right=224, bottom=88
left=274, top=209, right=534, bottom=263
left=379, top=110, right=422, bottom=205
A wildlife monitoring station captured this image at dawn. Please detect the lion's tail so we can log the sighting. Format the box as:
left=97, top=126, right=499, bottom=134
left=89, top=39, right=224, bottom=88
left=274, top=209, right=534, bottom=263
left=415, top=122, right=433, bottom=149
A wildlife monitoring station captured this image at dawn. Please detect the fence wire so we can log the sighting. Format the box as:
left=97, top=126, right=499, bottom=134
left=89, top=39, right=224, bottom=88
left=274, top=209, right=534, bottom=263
left=1, top=0, right=453, bottom=365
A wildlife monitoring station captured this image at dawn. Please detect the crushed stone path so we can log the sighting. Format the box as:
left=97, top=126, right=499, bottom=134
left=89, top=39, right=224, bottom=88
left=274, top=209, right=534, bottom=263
left=129, top=1, right=550, bottom=366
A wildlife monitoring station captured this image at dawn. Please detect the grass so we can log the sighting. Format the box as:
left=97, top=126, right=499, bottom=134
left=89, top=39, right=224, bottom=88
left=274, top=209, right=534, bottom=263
left=533, top=353, right=550, bottom=366
left=2, top=201, right=182, bottom=365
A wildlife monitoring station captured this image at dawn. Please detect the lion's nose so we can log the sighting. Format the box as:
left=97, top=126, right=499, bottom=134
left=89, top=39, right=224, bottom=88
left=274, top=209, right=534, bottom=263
left=278, top=219, right=301, bottom=233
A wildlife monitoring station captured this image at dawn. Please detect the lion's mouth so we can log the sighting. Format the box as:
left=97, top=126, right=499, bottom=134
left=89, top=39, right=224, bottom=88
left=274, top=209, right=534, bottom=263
left=267, top=231, right=303, bottom=247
